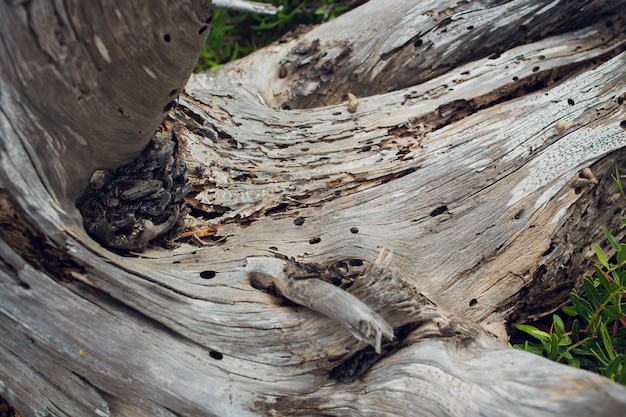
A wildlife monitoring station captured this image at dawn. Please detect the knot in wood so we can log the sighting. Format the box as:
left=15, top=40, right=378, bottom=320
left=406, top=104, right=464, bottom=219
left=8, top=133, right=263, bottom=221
left=76, top=130, right=189, bottom=251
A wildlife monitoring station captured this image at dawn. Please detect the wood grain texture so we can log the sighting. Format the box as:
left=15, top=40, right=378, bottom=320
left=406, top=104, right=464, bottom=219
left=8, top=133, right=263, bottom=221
left=204, top=0, right=625, bottom=108
left=0, top=0, right=212, bottom=203
left=1, top=0, right=626, bottom=416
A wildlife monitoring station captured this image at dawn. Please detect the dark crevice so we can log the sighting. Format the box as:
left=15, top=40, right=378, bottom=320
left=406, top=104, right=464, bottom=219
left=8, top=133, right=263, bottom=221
left=381, top=33, right=422, bottom=61
left=430, top=205, right=448, bottom=217
left=0, top=190, right=85, bottom=283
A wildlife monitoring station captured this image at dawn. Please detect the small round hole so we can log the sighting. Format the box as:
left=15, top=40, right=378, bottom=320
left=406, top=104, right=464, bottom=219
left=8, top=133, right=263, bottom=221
left=199, top=25, right=208, bottom=35
left=532, top=66, right=540, bottom=72
left=349, top=259, right=363, bottom=266
left=430, top=205, right=448, bottom=217
left=209, top=351, right=223, bottom=360
left=163, top=34, right=171, bottom=42
left=309, top=237, right=321, bottom=244
left=294, top=217, right=305, bottom=226
left=469, top=298, right=478, bottom=307
left=350, top=227, right=359, bottom=234
left=512, top=76, right=519, bottom=81
left=200, top=270, right=216, bottom=279
left=567, top=98, right=575, bottom=106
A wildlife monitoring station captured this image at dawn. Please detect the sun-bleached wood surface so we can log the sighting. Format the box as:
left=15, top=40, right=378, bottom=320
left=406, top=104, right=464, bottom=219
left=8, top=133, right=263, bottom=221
left=1, top=0, right=626, bottom=416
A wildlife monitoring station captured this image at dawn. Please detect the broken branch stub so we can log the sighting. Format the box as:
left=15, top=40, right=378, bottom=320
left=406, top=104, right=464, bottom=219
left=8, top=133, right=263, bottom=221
left=246, top=254, right=394, bottom=353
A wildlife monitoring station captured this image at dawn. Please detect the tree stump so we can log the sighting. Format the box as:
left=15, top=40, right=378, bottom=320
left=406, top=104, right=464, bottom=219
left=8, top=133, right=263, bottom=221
left=1, top=0, right=626, bottom=416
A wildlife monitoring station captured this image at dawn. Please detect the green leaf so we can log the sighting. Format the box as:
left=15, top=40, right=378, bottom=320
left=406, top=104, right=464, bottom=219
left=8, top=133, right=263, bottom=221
left=595, top=244, right=610, bottom=269
left=599, top=322, right=616, bottom=361
left=590, top=344, right=611, bottom=367
left=618, top=245, right=626, bottom=267
left=612, top=165, right=626, bottom=200
left=552, top=314, right=565, bottom=338
left=558, top=335, right=572, bottom=346
left=617, top=368, right=626, bottom=385
left=516, top=341, right=544, bottom=356
left=601, top=304, right=624, bottom=323
left=571, top=291, right=594, bottom=323
left=571, top=319, right=580, bottom=343
left=548, top=333, right=559, bottom=360
left=613, top=327, right=626, bottom=348
left=604, top=355, right=624, bottom=380
left=562, top=305, right=577, bottom=316
left=602, top=226, right=621, bottom=252
left=596, top=267, right=614, bottom=293
left=516, top=324, right=550, bottom=342
left=567, top=357, right=581, bottom=368
left=583, top=276, right=602, bottom=308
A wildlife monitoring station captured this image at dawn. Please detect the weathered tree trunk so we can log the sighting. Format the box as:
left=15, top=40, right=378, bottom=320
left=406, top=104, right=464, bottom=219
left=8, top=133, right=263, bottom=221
left=1, top=0, right=626, bottom=416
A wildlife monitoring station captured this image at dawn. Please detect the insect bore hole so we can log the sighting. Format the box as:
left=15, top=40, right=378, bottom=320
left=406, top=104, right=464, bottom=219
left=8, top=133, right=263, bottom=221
left=430, top=205, right=448, bottom=217
left=200, top=270, right=216, bottom=279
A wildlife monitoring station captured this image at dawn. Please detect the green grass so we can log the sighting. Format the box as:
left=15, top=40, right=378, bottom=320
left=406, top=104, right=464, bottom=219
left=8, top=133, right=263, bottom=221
left=195, top=0, right=360, bottom=72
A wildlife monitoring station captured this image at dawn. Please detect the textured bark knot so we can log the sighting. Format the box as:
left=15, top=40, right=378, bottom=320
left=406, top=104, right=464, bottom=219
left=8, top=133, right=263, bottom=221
left=76, top=130, right=190, bottom=251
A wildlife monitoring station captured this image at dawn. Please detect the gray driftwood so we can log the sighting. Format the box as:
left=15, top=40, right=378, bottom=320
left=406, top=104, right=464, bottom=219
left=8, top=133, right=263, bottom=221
left=1, top=0, right=626, bottom=416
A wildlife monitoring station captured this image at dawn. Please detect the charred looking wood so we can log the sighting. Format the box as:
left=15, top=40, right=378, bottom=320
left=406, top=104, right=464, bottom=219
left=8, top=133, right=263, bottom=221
left=76, top=130, right=190, bottom=251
